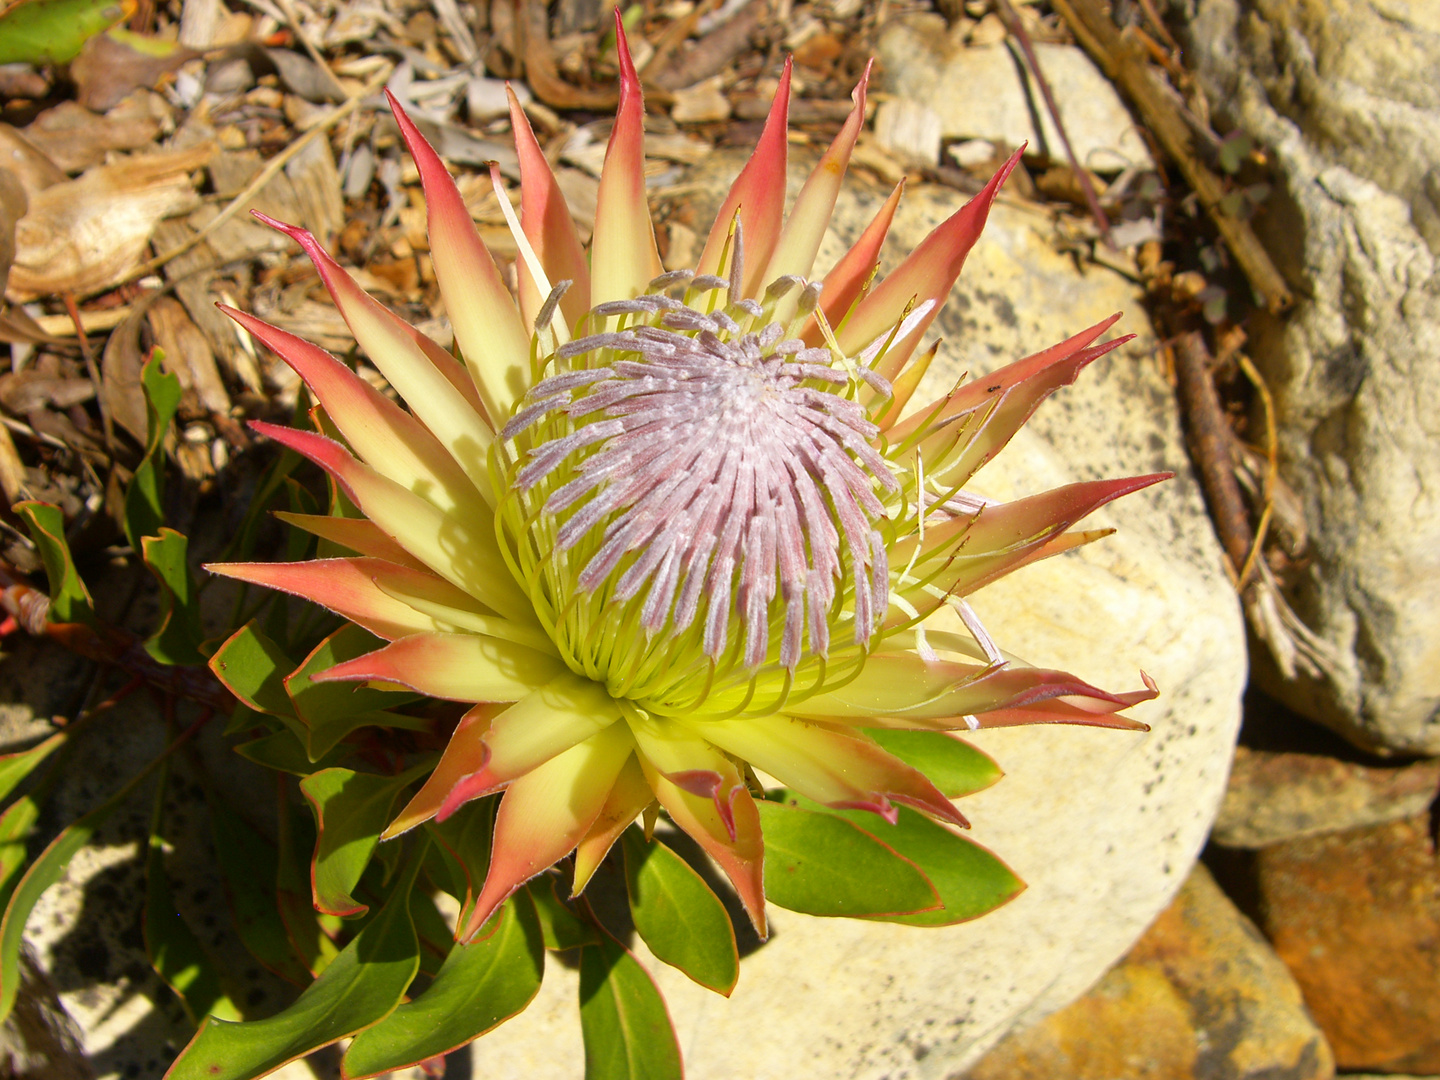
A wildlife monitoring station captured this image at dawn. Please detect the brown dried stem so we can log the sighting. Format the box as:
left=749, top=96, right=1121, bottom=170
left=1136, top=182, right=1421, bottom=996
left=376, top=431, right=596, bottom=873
left=1050, top=0, right=1294, bottom=313
left=651, top=0, right=766, bottom=91
left=0, top=561, right=234, bottom=714
left=995, top=0, right=1113, bottom=247
left=1171, top=330, right=1252, bottom=581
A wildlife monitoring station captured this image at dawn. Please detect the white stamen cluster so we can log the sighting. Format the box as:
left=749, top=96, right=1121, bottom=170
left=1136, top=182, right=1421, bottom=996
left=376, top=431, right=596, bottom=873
left=501, top=288, right=899, bottom=685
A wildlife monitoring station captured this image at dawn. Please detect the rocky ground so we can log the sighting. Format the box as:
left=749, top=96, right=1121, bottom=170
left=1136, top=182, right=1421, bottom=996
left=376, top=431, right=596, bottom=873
left=0, top=0, right=1436, bottom=1077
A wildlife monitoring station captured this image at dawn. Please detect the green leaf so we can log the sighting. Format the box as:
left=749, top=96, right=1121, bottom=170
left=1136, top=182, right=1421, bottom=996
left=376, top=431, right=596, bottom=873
left=206, top=793, right=311, bottom=986
left=342, top=895, right=544, bottom=1078
left=0, top=738, right=69, bottom=920
left=0, top=740, right=71, bottom=922
left=15, top=502, right=93, bottom=625
left=524, top=877, right=600, bottom=951
left=235, top=731, right=348, bottom=777
left=123, top=348, right=183, bottom=550
left=408, top=887, right=454, bottom=979
left=210, top=623, right=299, bottom=720
left=0, top=797, right=40, bottom=919
left=285, top=625, right=424, bottom=761
left=827, top=804, right=1025, bottom=926
left=755, top=800, right=940, bottom=918
left=424, top=798, right=496, bottom=933
left=0, top=732, right=65, bottom=805
left=621, top=829, right=737, bottom=995
left=145, top=758, right=242, bottom=1024
left=165, top=845, right=424, bottom=1080
left=0, top=728, right=181, bottom=1022
left=578, top=929, right=682, bottom=1080
left=0, top=0, right=132, bottom=64
left=1217, top=130, right=1252, bottom=175
left=277, top=786, right=342, bottom=977
left=866, top=729, right=1003, bottom=798
left=300, top=768, right=417, bottom=918
left=222, top=701, right=277, bottom=739
left=141, top=529, right=206, bottom=666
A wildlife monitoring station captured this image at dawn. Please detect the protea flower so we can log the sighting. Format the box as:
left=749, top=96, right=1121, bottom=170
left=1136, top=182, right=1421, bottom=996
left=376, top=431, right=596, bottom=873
left=212, top=19, right=1161, bottom=943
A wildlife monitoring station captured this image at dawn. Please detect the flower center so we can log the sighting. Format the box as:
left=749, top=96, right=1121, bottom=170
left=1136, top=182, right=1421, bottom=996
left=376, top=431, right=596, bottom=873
left=496, top=280, right=900, bottom=713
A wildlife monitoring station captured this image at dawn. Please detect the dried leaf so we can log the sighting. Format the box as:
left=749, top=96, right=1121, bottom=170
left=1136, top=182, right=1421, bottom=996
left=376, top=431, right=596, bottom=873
left=0, top=423, right=26, bottom=504
left=0, top=125, right=64, bottom=198
left=0, top=65, right=50, bottom=98
left=265, top=46, right=343, bottom=103
left=177, top=0, right=224, bottom=49
left=101, top=293, right=167, bottom=444
left=0, top=371, right=95, bottom=414
left=71, top=28, right=199, bottom=113
left=283, top=136, right=343, bottom=250
left=0, top=305, right=63, bottom=345
left=21, top=95, right=164, bottom=173
left=517, top=0, right=621, bottom=110
left=147, top=296, right=231, bottom=416
left=670, top=77, right=731, bottom=124
left=5, top=142, right=212, bottom=301
left=0, top=167, right=26, bottom=286
left=152, top=219, right=265, bottom=393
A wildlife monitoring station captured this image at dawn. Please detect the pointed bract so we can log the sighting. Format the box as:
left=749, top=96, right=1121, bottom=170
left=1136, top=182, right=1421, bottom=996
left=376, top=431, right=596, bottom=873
left=386, top=91, right=532, bottom=422
left=510, top=86, right=592, bottom=330
left=809, top=179, right=903, bottom=343
left=315, top=631, right=563, bottom=703
left=208, top=558, right=468, bottom=641
left=765, top=61, right=871, bottom=288
left=253, top=213, right=498, bottom=500
left=436, top=674, right=623, bottom=819
left=272, top=513, right=429, bottom=570
left=788, top=652, right=1154, bottom=725
left=224, top=307, right=484, bottom=517
left=697, top=714, right=967, bottom=827
left=249, top=421, right=531, bottom=622
left=572, top=756, right=653, bottom=893
left=461, top=723, right=635, bottom=939
left=697, top=58, right=793, bottom=298
left=590, top=14, right=663, bottom=306
left=836, top=149, right=1022, bottom=375
left=627, top=711, right=767, bottom=935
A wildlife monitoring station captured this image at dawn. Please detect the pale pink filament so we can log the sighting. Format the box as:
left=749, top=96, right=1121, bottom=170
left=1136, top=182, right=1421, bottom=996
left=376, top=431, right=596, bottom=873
left=504, top=301, right=898, bottom=671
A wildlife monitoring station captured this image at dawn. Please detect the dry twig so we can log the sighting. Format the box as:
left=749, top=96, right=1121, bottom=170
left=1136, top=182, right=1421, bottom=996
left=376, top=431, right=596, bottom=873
left=0, top=560, right=235, bottom=713
left=995, top=0, right=1113, bottom=247
left=1172, top=330, right=1251, bottom=581
left=1051, top=0, right=1293, bottom=313
left=652, top=0, right=766, bottom=91
left=86, top=65, right=393, bottom=299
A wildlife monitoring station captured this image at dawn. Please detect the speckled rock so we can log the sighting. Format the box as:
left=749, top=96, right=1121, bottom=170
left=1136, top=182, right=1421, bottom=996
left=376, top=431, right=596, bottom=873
left=1254, top=815, right=1440, bottom=1073
left=876, top=14, right=1154, bottom=172
left=467, top=152, right=1246, bottom=1078
left=1182, top=0, right=1440, bottom=754
left=1212, top=743, right=1440, bottom=848
left=961, top=863, right=1333, bottom=1080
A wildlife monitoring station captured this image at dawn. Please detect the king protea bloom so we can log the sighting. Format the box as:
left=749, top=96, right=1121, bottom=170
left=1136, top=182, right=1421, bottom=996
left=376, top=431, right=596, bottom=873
left=212, top=18, right=1162, bottom=942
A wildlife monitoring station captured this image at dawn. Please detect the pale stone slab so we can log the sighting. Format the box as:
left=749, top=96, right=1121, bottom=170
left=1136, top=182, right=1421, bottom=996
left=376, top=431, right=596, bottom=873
left=876, top=15, right=1154, bottom=173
